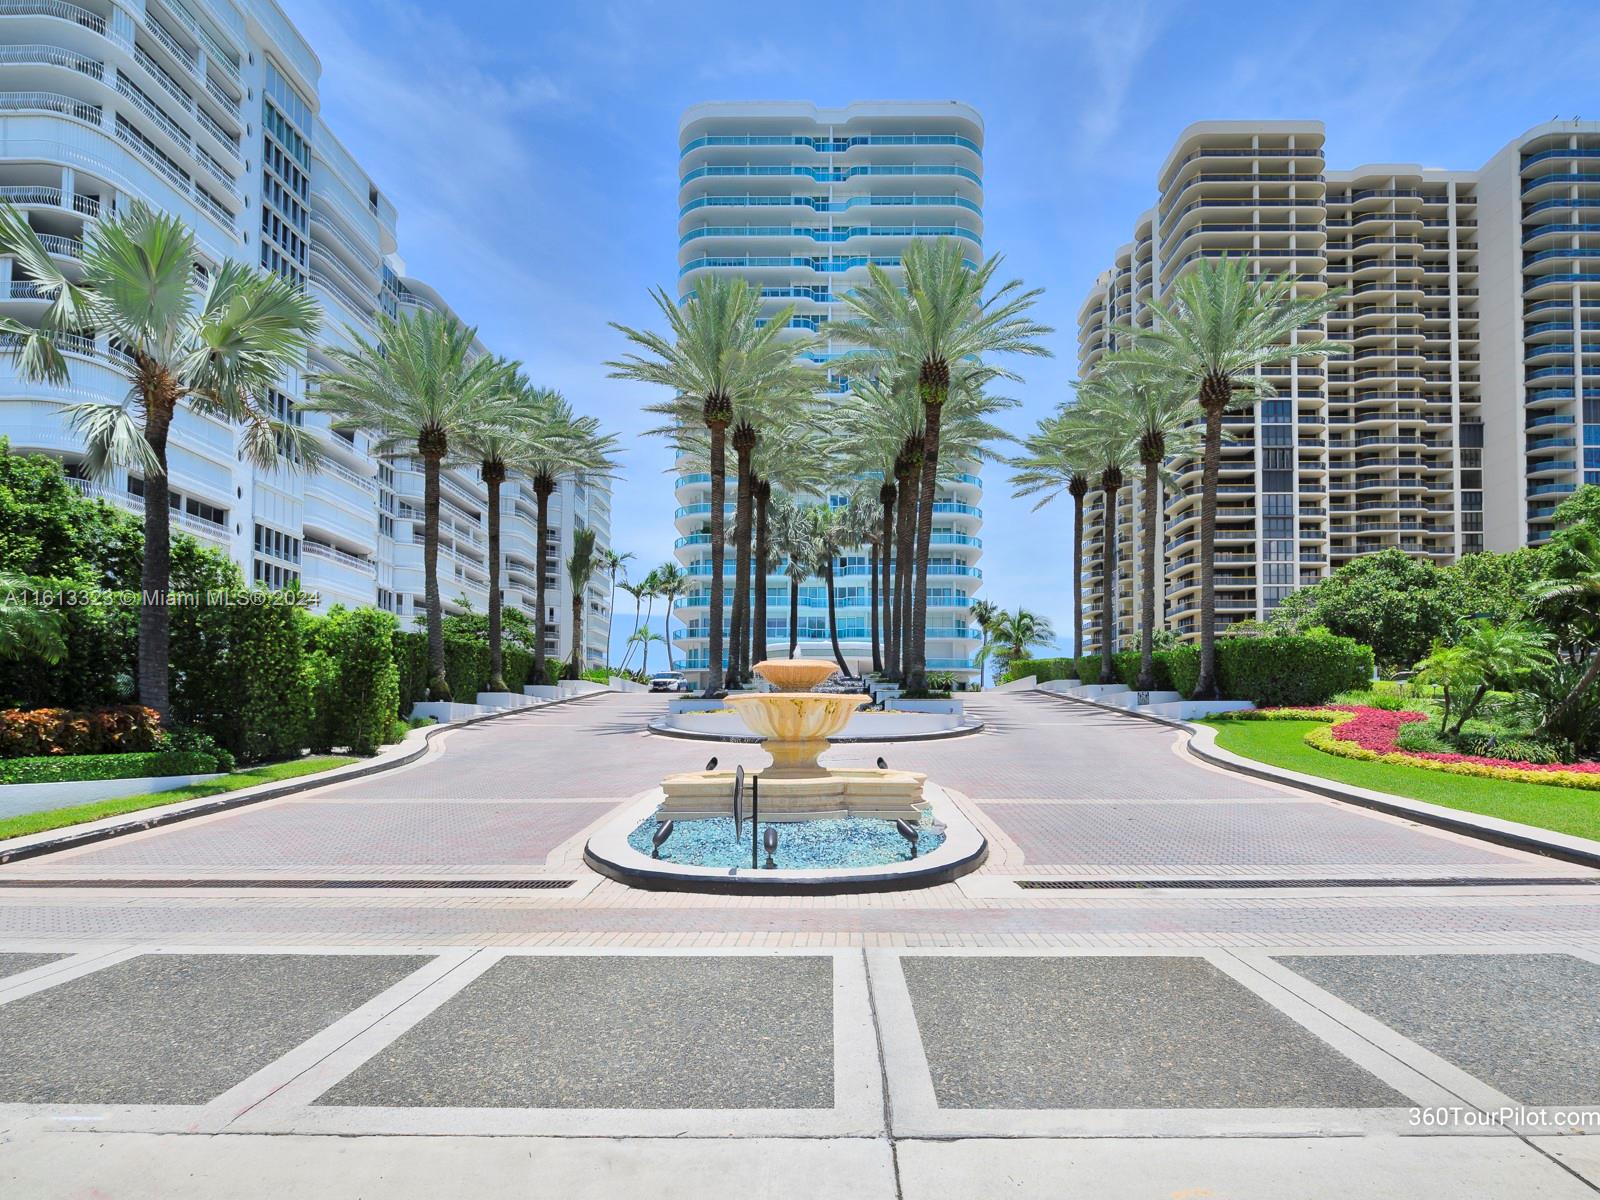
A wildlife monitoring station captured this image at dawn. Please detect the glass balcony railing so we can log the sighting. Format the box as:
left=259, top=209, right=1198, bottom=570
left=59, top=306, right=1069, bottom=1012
left=681, top=193, right=982, bottom=218
left=680, top=133, right=981, bottom=157
left=681, top=164, right=981, bottom=187
left=680, top=224, right=980, bottom=248
left=681, top=253, right=977, bottom=277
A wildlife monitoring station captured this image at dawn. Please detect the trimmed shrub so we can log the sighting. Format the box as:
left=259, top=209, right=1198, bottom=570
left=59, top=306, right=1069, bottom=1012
left=1160, top=645, right=1201, bottom=698
left=1000, top=657, right=1076, bottom=683
left=0, top=705, right=162, bottom=758
left=307, top=608, right=400, bottom=756
left=170, top=592, right=313, bottom=764
left=1113, top=650, right=1176, bottom=692
left=1076, top=653, right=1102, bottom=684
left=1215, top=631, right=1372, bottom=707
left=0, top=749, right=220, bottom=785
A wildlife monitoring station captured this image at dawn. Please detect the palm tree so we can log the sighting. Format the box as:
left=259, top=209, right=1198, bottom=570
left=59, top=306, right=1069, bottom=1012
left=609, top=277, right=813, bottom=692
left=1415, top=620, right=1552, bottom=736
left=834, top=238, right=1052, bottom=690
left=1075, top=387, right=1139, bottom=685
left=969, top=597, right=1001, bottom=687
left=308, top=308, right=509, bottom=701
left=1010, top=406, right=1099, bottom=674
left=618, top=578, right=651, bottom=671
left=769, top=494, right=815, bottom=659
left=1529, top=534, right=1600, bottom=735
left=803, top=501, right=865, bottom=675
left=749, top=411, right=831, bottom=673
left=651, top=561, right=689, bottom=671
left=1123, top=257, right=1342, bottom=699
left=598, top=548, right=634, bottom=670
left=1089, top=359, right=1202, bottom=692
left=566, top=526, right=598, bottom=678
left=455, top=363, right=553, bottom=692
left=0, top=202, right=320, bottom=720
left=834, top=369, right=1015, bottom=682
left=628, top=626, right=665, bottom=677
left=509, top=388, right=619, bottom=685
left=978, top=607, right=1056, bottom=680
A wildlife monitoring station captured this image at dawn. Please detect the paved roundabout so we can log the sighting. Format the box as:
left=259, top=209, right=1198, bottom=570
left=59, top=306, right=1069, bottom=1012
left=2, top=691, right=1598, bottom=1198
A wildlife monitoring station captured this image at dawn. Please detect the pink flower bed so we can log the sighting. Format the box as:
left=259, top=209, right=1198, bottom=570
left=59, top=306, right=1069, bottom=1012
left=1279, top=705, right=1600, bottom=775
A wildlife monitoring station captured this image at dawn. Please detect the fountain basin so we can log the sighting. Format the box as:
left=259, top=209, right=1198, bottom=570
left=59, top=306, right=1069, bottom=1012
left=584, top=783, right=987, bottom=894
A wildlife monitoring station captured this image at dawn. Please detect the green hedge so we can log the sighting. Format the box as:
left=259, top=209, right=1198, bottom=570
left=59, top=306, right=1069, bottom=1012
left=1158, top=632, right=1371, bottom=706
left=1076, top=653, right=1104, bottom=684
left=1113, top=650, right=1176, bottom=692
left=308, top=608, right=401, bottom=756
left=1163, top=645, right=1201, bottom=698
left=396, top=633, right=544, bottom=709
left=0, top=749, right=220, bottom=785
left=999, top=657, right=1076, bottom=683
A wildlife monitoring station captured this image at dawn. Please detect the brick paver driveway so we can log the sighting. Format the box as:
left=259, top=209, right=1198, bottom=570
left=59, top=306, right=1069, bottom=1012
left=3, top=691, right=1599, bottom=1198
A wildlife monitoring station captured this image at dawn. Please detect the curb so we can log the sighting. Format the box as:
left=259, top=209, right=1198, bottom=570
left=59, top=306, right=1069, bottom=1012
left=0, top=690, right=612, bottom=867
left=644, top=717, right=986, bottom=744
left=1033, top=687, right=1600, bottom=872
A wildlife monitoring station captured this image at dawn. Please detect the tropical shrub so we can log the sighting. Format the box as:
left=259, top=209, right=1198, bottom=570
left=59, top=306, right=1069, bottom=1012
left=0, top=704, right=163, bottom=758
left=0, top=748, right=221, bottom=785
left=1075, top=653, right=1100, bottom=684
left=1162, top=644, right=1201, bottom=698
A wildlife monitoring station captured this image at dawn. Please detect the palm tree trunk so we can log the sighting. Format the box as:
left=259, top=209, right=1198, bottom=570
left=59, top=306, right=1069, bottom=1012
left=570, top=588, right=583, bottom=678
left=868, top=542, right=882, bottom=675
left=707, top=417, right=729, bottom=693
left=909, top=378, right=946, bottom=692
left=1137, top=459, right=1160, bottom=693
left=787, top=574, right=800, bottom=658
left=729, top=429, right=755, bottom=688
left=663, top=589, right=678, bottom=671
left=1069, top=476, right=1087, bottom=674
left=423, top=451, right=449, bottom=700
left=533, top=482, right=552, bottom=685
left=1194, top=395, right=1226, bottom=700
left=484, top=463, right=505, bottom=692
left=879, top=482, right=895, bottom=676
left=1099, top=484, right=1118, bottom=685
left=892, top=457, right=917, bottom=681
left=754, top=481, right=770, bottom=667
left=824, top=562, right=848, bottom=674
left=137, top=400, right=175, bottom=721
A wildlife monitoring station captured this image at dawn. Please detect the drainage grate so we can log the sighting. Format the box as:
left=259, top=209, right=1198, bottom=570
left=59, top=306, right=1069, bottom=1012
left=0, top=878, right=576, bottom=890
left=1016, top=876, right=1600, bottom=890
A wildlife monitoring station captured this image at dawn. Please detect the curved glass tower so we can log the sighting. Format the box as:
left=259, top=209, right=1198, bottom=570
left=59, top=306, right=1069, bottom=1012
left=672, top=101, right=986, bottom=687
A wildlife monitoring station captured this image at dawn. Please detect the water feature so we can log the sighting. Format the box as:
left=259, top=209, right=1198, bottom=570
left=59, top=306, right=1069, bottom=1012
left=657, top=659, right=928, bottom=821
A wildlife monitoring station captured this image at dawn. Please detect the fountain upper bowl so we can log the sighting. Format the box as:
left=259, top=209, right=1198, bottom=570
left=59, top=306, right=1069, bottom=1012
left=751, top=658, right=841, bottom=692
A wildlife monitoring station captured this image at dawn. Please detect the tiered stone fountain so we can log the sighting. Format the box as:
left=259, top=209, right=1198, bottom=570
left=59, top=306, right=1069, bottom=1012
left=655, top=659, right=928, bottom=821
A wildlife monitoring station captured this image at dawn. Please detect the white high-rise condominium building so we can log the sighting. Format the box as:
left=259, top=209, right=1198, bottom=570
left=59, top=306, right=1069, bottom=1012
left=672, top=100, right=986, bottom=687
left=1078, top=118, right=1600, bottom=652
left=0, top=0, right=610, bottom=669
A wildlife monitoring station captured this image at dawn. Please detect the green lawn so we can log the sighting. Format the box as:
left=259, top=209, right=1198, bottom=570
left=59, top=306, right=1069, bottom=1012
left=0, top=756, right=356, bottom=842
left=1201, top=719, right=1600, bottom=842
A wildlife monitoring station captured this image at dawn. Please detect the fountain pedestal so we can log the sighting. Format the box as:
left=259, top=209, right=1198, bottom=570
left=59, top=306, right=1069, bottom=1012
left=657, top=660, right=929, bottom=822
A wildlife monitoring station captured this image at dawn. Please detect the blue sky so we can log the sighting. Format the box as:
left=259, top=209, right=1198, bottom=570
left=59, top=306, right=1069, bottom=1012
left=280, top=0, right=1600, bottom=662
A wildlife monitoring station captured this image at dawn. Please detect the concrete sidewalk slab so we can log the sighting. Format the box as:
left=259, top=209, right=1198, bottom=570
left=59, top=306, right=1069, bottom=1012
left=895, top=1136, right=1599, bottom=1199
left=0, top=952, right=429, bottom=1104
left=0, top=1128, right=899, bottom=1200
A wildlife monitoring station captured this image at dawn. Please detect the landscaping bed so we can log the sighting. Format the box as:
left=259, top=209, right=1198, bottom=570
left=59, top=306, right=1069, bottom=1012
left=1210, top=703, right=1600, bottom=791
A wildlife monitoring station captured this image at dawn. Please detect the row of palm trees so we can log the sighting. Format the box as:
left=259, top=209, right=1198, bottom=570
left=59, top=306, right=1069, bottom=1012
left=609, top=238, right=1052, bottom=694
left=0, top=201, right=618, bottom=719
left=1012, top=257, right=1343, bottom=697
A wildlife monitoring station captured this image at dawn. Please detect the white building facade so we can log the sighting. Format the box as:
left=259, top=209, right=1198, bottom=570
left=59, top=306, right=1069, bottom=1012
left=0, top=0, right=610, bottom=669
left=1078, top=118, right=1600, bottom=651
left=672, top=100, right=987, bottom=686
